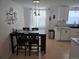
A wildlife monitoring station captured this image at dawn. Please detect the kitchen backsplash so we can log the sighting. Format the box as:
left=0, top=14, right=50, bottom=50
left=55, top=20, right=67, bottom=27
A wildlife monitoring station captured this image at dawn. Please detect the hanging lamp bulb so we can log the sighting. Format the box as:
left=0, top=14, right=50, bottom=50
left=33, top=0, right=40, bottom=16
left=33, top=0, right=40, bottom=3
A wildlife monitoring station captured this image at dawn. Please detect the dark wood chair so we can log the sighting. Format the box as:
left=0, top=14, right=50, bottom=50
left=32, top=28, right=39, bottom=31
left=23, top=27, right=30, bottom=31
left=28, top=33, right=40, bottom=56
left=15, top=33, right=29, bottom=56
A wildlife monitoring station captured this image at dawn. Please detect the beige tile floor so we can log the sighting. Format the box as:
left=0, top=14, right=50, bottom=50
left=9, top=39, right=71, bottom=59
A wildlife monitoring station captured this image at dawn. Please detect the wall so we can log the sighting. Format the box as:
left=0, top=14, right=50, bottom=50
left=24, top=8, right=31, bottom=27
left=0, top=0, right=24, bottom=59
left=47, top=7, right=59, bottom=29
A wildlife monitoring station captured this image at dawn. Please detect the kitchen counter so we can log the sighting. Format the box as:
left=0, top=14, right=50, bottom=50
left=70, top=38, right=79, bottom=59
left=54, top=26, right=79, bottom=40
left=71, top=38, right=79, bottom=45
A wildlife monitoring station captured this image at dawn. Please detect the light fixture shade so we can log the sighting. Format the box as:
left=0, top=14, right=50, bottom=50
left=33, top=0, right=40, bottom=3
left=33, top=0, right=40, bottom=16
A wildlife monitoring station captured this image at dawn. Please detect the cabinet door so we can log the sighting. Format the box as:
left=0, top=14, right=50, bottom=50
left=58, top=6, right=69, bottom=21
left=61, top=29, right=70, bottom=40
left=55, top=28, right=61, bottom=40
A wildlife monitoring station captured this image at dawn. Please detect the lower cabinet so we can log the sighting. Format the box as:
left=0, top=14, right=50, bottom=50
left=61, top=29, right=70, bottom=40
left=55, top=27, right=70, bottom=40
left=55, top=28, right=79, bottom=40
left=70, top=29, right=79, bottom=38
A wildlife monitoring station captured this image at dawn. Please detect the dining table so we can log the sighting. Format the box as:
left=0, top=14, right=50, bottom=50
left=10, top=30, right=46, bottom=54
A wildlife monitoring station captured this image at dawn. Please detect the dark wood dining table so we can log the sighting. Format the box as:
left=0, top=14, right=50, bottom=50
left=10, top=30, right=46, bottom=54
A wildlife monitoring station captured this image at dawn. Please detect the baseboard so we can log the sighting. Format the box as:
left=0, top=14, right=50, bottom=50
left=56, top=40, right=71, bottom=42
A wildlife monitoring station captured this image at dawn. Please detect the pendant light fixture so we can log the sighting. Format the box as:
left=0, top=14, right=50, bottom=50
left=33, top=0, right=40, bottom=16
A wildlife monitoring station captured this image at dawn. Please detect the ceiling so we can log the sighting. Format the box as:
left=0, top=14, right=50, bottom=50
left=12, top=0, right=79, bottom=8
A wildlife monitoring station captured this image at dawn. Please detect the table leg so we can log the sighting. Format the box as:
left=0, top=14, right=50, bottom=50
left=10, top=34, right=15, bottom=53
left=41, top=35, right=46, bottom=54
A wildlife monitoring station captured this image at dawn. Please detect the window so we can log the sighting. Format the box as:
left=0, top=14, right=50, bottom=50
left=30, top=10, right=46, bottom=28
left=66, top=10, right=79, bottom=24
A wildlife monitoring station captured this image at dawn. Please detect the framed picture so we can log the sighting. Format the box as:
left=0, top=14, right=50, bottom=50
left=53, top=15, right=55, bottom=19
left=49, top=16, right=51, bottom=21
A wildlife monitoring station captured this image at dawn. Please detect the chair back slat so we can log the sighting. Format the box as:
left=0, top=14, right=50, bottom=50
left=32, top=28, right=39, bottom=31
left=29, top=33, right=39, bottom=44
left=23, top=27, right=30, bottom=31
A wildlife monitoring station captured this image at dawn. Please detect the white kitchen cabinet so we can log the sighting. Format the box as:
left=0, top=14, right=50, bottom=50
left=55, top=27, right=70, bottom=40
left=58, top=6, right=69, bottom=21
left=55, top=28, right=79, bottom=40
left=70, top=29, right=79, bottom=38
left=61, top=28, right=70, bottom=40
left=55, top=27, right=61, bottom=40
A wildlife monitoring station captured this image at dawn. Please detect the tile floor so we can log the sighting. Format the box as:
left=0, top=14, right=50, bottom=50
left=9, top=39, right=71, bottom=59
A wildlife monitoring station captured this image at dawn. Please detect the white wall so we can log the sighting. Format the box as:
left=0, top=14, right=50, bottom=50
left=0, top=0, right=24, bottom=59
left=24, top=8, right=31, bottom=27
left=47, top=7, right=59, bottom=29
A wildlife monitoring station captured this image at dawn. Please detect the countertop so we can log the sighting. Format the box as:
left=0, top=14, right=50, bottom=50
left=71, top=38, right=79, bottom=45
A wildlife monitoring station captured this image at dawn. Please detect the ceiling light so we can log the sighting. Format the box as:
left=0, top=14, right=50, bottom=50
left=33, top=0, right=40, bottom=3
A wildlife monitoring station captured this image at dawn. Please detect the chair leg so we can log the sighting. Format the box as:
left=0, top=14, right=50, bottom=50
left=37, top=44, right=39, bottom=56
left=29, top=45, right=31, bottom=56
left=25, top=46, right=26, bottom=56
left=16, top=46, right=19, bottom=55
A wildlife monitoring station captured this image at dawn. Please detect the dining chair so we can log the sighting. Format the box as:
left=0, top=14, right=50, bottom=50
left=23, top=27, right=30, bottom=31
left=28, top=33, right=40, bottom=56
left=32, top=28, right=39, bottom=31
left=15, top=33, right=29, bottom=56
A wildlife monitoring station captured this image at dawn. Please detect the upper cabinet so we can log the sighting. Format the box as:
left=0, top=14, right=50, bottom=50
left=58, top=6, right=69, bottom=21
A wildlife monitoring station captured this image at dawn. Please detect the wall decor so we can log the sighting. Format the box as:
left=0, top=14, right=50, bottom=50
left=53, top=14, right=55, bottom=19
left=49, top=16, right=51, bottom=21
left=6, top=7, right=17, bottom=25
